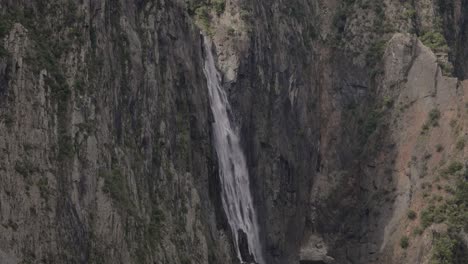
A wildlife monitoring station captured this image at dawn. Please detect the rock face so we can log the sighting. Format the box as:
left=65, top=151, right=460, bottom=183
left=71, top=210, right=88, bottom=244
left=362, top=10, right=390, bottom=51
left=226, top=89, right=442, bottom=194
left=299, top=235, right=334, bottom=264
left=0, top=0, right=467, bottom=264
left=0, top=1, right=233, bottom=263
left=237, top=229, right=255, bottom=263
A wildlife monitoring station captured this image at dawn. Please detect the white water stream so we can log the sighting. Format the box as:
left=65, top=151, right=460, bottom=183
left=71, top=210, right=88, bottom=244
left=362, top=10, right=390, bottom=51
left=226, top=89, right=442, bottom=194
left=202, top=36, right=265, bottom=264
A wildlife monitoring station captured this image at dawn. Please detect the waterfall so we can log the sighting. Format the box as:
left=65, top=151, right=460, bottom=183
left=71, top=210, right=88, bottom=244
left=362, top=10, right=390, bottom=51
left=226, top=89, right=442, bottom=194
left=202, top=36, right=265, bottom=264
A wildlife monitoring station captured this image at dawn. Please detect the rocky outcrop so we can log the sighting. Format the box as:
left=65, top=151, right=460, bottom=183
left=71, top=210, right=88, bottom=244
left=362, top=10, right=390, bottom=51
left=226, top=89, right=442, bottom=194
left=299, top=235, right=334, bottom=264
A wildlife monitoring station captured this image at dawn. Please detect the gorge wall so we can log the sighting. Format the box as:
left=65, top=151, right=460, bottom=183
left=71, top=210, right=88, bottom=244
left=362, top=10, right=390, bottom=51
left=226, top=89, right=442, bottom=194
left=0, top=0, right=467, bottom=264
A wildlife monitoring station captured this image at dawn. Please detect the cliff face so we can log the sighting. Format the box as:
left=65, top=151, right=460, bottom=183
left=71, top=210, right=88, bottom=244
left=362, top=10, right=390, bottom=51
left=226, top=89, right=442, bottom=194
left=209, top=0, right=468, bottom=263
left=0, top=1, right=234, bottom=263
left=0, top=1, right=466, bottom=264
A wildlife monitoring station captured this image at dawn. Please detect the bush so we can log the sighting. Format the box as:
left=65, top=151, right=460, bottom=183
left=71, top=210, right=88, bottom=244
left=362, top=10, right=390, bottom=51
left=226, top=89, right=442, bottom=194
left=366, top=40, right=387, bottom=66
left=403, top=8, right=416, bottom=20
left=445, top=181, right=468, bottom=231
left=420, top=31, right=449, bottom=52
left=400, top=236, right=409, bottom=249
left=190, top=0, right=226, bottom=32
left=407, top=210, right=417, bottom=220
left=383, top=96, right=393, bottom=108
left=0, top=17, right=11, bottom=38
left=212, top=0, right=225, bottom=15
left=440, top=61, right=454, bottom=76
left=435, top=144, right=444, bottom=152
left=0, top=17, right=11, bottom=58
left=0, top=46, right=7, bottom=58
left=102, top=168, right=132, bottom=211
left=431, top=234, right=458, bottom=264
left=428, top=109, right=441, bottom=126
left=421, top=205, right=437, bottom=228
left=412, top=227, right=423, bottom=236
left=227, top=27, right=235, bottom=36
left=15, top=160, right=35, bottom=177
left=445, top=161, right=463, bottom=175
left=419, top=178, right=468, bottom=232
left=456, top=138, right=465, bottom=151
left=148, top=208, right=165, bottom=245
left=422, top=109, right=441, bottom=133
left=195, top=6, right=211, bottom=33
left=362, top=109, right=382, bottom=140
left=454, top=181, right=468, bottom=207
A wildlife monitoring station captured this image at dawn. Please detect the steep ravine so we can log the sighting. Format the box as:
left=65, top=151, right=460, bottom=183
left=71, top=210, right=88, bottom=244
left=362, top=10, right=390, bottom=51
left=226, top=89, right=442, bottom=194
left=0, top=0, right=467, bottom=264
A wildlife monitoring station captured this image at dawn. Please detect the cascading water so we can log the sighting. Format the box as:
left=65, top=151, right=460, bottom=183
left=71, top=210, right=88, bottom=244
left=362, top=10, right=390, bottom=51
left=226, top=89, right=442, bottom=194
left=202, top=36, right=265, bottom=264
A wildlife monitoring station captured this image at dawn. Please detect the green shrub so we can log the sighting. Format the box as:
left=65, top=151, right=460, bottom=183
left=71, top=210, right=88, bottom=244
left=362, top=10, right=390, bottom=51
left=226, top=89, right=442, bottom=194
left=456, top=138, right=465, bottom=151
left=0, top=46, right=7, bottom=58
left=445, top=161, right=463, bottom=175
left=239, top=8, right=252, bottom=22
left=440, top=61, right=454, bottom=76
left=212, top=0, right=225, bottom=15
left=407, top=210, right=417, bottom=220
left=227, top=27, right=235, bottom=36
left=148, top=208, right=165, bottom=246
left=420, top=31, right=449, bottom=52
left=421, top=205, right=436, bottom=228
left=433, top=206, right=447, bottom=223
left=195, top=6, right=211, bottom=33
left=0, top=17, right=11, bottom=58
left=431, top=234, right=458, bottom=264
left=362, top=109, right=382, bottom=139
left=383, top=96, right=393, bottom=108
left=435, top=144, right=444, bottom=152
left=422, top=109, right=441, bottom=133
left=412, top=227, right=423, bottom=236
left=454, top=181, right=468, bottom=207
left=102, top=168, right=133, bottom=211
left=428, top=109, right=441, bottom=126
left=0, top=16, right=11, bottom=38
left=449, top=119, right=457, bottom=128
left=445, top=181, right=468, bottom=231
left=403, top=8, right=416, bottom=19
left=400, top=236, right=409, bottom=249
left=15, top=160, right=35, bottom=177
left=420, top=178, right=468, bottom=232
left=366, top=40, right=387, bottom=66
left=191, top=0, right=226, bottom=32
left=444, top=185, right=455, bottom=194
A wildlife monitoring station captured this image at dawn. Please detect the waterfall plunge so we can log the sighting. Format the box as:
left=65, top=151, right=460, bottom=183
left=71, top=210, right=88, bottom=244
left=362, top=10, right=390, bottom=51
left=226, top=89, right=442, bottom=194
left=202, top=36, right=265, bottom=264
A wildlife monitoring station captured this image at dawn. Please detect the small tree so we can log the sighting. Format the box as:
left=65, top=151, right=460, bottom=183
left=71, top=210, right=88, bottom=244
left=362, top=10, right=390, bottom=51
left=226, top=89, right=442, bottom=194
left=400, top=236, right=409, bottom=249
